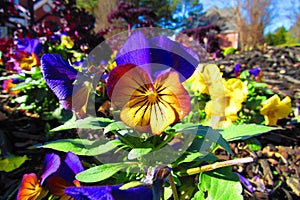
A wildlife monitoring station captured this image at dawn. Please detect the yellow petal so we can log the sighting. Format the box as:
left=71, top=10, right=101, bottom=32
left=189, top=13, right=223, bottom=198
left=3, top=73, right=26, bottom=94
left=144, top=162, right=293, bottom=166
left=264, top=111, right=278, bottom=126
left=110, top=66, right=152, bottom=109
left=275, top=96, right=292, bottom=118
left=150, top=101, right=176, bottom=135
left=260, top=94, right=280, bottom=115
left=154, top=71, right=191, bottom=119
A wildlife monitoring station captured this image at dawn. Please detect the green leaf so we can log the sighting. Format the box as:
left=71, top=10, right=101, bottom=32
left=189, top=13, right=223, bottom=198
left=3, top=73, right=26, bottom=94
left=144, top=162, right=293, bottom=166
left=0, top=74, right=25, bottom=81
left=176, top=151, right=203, bottom=165
left=194, top=168, right=243, bottom=200
left=88, top=140, right=121, bottom=155
left=220, top=124, right=278, bottom=141
left=50, top=116, right=113, bottom=132
left=0, top=155, right=29, bottom=172
left=76, top=163, right=129, bottom=183
left=76, top=117, right=114, bottom=130
left=128, top=148, right=152, bottom=160
left=104, top=121, right=129, bottom=134
left=35, top=138, right=93, bottom=155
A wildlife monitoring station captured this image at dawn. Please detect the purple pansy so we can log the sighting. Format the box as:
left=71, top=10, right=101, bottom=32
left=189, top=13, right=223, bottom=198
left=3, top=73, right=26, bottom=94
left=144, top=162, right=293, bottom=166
left=116, top=31, right=199, bottom=82
left=41, top=54, right=100, bottom=117
left=234, top=63, right=241, bottom=77
left=65, top=184, right=153, bottom=200
left=41, top=54, right=78, bottom=108
left=16, top=38, right=43, bottom=55
left=249, top=67, right=261, bottom=77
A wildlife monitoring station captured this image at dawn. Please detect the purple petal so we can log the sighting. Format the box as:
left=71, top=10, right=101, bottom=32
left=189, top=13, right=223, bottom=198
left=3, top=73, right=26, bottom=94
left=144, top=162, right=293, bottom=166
left=17, top=38, right=43, bottom=55
left=116, top=31, right=151, bottom=75
left=41, top=54, right=78, bottom=107
left=64, top=152, right=84, bottom=174
left=40, top=153, right=61, bottom=185
left=150, top=36, right=199, bottom=81
left=249, top=68, right=261, bottom=77
left=65, top=186, right=115, bottom=200
left=57, top=152, right=84, bottom=184
left=235, top=172, right=254, bottom=193
left=65, top=185, right=153, bottom=200
left=234, top=63, right=241, bottom=73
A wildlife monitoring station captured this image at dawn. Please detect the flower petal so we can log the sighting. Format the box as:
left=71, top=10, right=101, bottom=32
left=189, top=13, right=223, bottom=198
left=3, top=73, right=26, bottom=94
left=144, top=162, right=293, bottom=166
left=41, top=54, right=78, bottom=101
left=65, top=185, right=115, bottom=200
left=154, top=71, right=191, bottom=120
left=116, top=31, right=151, bottom=73
left=106, top=63, right=138, bottom=100
left=107, top=64, right=152, bottom=108
left=40, top=153, right=61, bottom=185
left=17, top=173, right=48, bottom=200
left=64, top=185, right=153, bottom=200
left=260, top=95, right=280, bottom=115
left=275, top=96, right=292, bottom=118
left=150, top=35, right=199, bottom=81
left=58, top=152, right=84, bottom=184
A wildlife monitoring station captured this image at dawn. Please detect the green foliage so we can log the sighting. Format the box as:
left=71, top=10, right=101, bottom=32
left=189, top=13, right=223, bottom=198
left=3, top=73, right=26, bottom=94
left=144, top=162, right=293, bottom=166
left=220, top=124, right=278, bottom=141
left=0, top=154, right=29, bottom=172
left=76, top=163, right=132, bottom=183
left=265, top=26, right=298, bottom=46
left=222, top=47, right=237, bottom=57
left=76, top=0, right=99, bottom=14
left=192, top=167, right=243, bottom=200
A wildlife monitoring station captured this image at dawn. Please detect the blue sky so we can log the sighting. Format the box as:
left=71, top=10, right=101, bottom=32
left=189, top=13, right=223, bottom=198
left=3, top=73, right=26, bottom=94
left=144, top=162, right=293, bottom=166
left=200, top=0, right=300, bottom=33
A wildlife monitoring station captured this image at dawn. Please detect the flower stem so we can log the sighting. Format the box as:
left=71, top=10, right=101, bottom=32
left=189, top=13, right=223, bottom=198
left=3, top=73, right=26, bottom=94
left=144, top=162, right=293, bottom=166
left=153, top=132, right=175, bottom=151
left=178, top=157, right=254, bottom=176
left=169, top=171, right=179, bottom=200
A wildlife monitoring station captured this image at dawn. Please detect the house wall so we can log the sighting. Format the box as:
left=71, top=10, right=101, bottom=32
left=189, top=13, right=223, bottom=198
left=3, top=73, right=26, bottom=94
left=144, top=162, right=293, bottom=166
left=217, top=32, right=239, bottom=49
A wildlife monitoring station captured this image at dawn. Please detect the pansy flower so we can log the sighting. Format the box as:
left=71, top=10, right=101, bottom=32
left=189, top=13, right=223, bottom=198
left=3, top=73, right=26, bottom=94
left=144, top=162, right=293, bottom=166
left=16, top=37, right=43, bottom=56
left=2, top=79, right=20, bottom=95
left=234, top=63, right=241, bottom=77
left=15, top=50, right=40, bottom=71
left=17, top=153, right=60, bottom=200
left=41, top=54, right=95, bottom=118
left=249, top=67, right=263, bottom=81
left=17, top=152, right=84, bottom=200
left=106, top=31, right=199, bottom=135
left=205, top=78, right=248, bottom=127
left=260, top=94, right=292, bottom=126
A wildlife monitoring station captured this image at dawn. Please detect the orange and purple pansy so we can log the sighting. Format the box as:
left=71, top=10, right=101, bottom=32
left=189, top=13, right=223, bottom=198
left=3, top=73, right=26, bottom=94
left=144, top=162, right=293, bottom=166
left=107, top=31, right=199, bottom=135
left=17, top=152, right=83, bottom=200
left=41, top=31, right=199, bottom=135
left=14, top=37, right=43, bottom=71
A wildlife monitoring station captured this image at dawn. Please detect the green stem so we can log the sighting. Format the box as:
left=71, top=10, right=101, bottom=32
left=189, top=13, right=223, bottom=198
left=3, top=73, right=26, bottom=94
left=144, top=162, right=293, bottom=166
left=111, top=130, right=135, bottom=148
left=153, top=132, right=175, bottom=151
left=178, top=157, right=254, bottom=176
left=169, top=171, right=179, bottom=200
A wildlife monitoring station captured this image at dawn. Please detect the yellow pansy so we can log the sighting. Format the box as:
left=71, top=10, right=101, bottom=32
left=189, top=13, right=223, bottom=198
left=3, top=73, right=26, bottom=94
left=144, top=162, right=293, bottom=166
left=187, top=64, right=248, bottom=128
left=260, top=94, right=292, bottom=126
